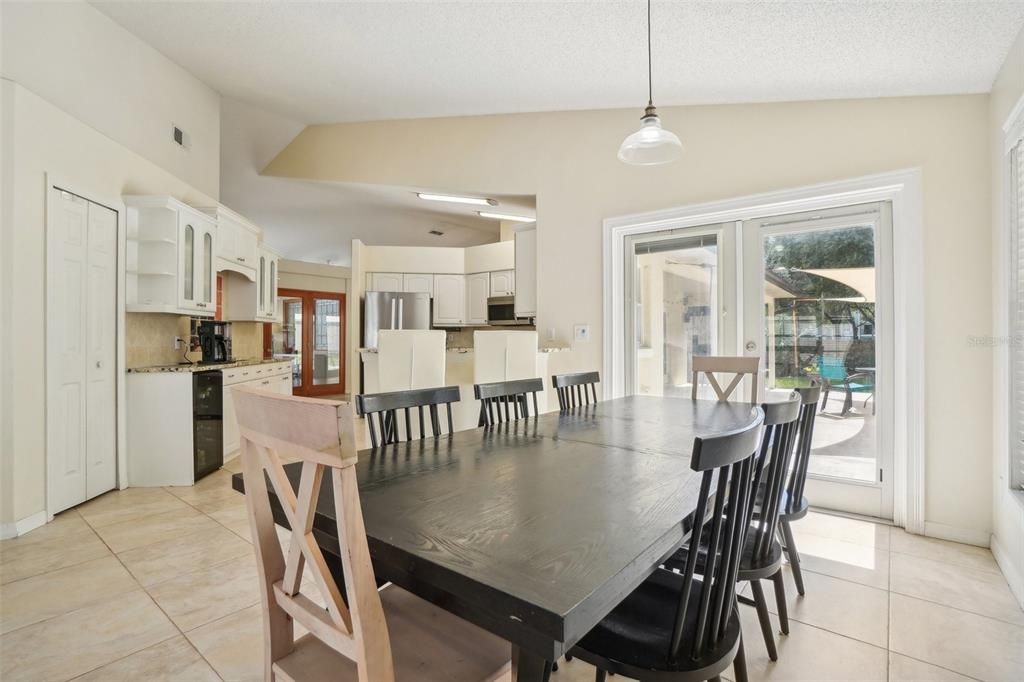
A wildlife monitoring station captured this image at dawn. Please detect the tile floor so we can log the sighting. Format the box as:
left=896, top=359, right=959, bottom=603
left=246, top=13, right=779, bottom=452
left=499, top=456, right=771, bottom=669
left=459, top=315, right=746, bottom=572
left=1, top=463, right=1022, bottom=682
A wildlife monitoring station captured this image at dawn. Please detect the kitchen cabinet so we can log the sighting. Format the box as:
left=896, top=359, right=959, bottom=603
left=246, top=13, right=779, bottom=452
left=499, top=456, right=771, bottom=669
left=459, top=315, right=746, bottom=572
left=257, top=247, right=281, bottom=321
left=433, top=274, right=466, bottom=325
left=489, top=270, right=515, bottom=296
left=367, top=272, right=403, bottom=292
left=403, top=273, right=434, bottom=294
left=224, top=245, right=280, bottom=322
left=466, top=272, right=490, bottom=325
left=203, top=205, right=258, bottom=276
left=125, top=195, right=217, bottom=317
left=514, top=228, right=537, bottom=318
left=222, top=362, right=292, bottom=458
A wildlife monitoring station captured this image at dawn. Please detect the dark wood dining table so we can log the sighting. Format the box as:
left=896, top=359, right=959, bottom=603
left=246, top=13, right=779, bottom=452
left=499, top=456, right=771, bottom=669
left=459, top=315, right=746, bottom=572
left=231, top=394, right=759, bottom=681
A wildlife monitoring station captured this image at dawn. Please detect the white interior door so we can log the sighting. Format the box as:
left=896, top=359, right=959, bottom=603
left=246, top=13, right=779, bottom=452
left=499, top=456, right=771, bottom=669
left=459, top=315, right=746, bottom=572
left=741, top=203, right=894, bottom=519
left=47, top=187, right=118, bottom=513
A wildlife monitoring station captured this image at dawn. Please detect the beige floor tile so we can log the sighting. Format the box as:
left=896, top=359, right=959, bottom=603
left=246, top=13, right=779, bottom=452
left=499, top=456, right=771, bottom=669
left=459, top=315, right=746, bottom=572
left=148, top=554, right=261, bottom=631
left=0, top=511, right=86, bottom=550
left=72, top=635, right=220, bottom=682
left=0, top=524, right=110, bottom=585
left=167, top=481, right=247, bottom=514
left=764, top=567, right=889, bottom=647
left=889, top=530, right=1000, bottom=574
left=92, top=506, right=221, bottom=554
left=77, top=487, right=194, bottom=529
left=186, top=603, right=266, bottom=682
left=889, top=594, right=1024, bottom=682
left=797, top=511, right=891, bottom=550
left=787, top=530, right=890, bottom=589
left=888, top=653, right=978, bottom=682
left=890, top=552, right=1024, bottom=626
left=1, top=556, right=139, bottom=635
left=550, top=658, right=601, bottom=681
left=738, top=606, right=888, bottom=681
left=117, top=525, right=253, bottom=587
left=0, top=590, right=177, bottom=682
left=222, top=457, right=243, bottom=474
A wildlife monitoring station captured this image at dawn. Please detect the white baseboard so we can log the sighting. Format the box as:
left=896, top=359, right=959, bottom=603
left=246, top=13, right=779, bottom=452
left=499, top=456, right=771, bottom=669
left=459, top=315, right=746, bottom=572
left=991, top=533, right=1024, bottom=610
left=0, top=510, right=48, bottom=539
left=923, top=521, right=990, bottom=548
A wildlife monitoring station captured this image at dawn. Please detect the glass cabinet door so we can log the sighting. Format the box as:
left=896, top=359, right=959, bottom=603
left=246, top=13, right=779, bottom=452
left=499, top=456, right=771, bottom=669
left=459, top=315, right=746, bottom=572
left=202, top=230, right=213, bottom=306
left=183, top=223, right=194, bottom=303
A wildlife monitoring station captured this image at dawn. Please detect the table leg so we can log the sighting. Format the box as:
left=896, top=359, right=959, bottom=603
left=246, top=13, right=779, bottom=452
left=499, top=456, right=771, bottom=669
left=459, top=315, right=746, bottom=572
left=512, top=646, right=552, bottom=682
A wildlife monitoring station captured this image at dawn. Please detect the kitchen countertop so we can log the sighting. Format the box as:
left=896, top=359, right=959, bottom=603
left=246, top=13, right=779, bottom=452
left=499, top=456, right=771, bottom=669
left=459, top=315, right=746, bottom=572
left=127, top=358, right=291, bottom=374
left=360, top=347, right=569, bottom=354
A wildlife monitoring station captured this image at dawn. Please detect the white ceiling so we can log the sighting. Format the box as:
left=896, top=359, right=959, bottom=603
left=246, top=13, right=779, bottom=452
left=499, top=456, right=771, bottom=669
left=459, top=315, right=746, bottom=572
left=219, top=97, right=532, bottom=266
left=95, top=1, right=1024, bottom=124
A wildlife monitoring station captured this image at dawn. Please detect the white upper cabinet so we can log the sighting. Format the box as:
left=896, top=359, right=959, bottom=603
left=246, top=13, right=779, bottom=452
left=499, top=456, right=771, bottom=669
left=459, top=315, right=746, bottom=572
left=203, top=205, right=258, bottom=276
left=466, top=273, right=490, bottom=325
left=367, top=272, right=404, bottom=292
left=433, top=274, right=466, bottom=325
left=125, top=196, right=216, bottom=317
left=402, top=273, right=434, bottom=294
left=257, top=247, right=281, bottom=322
left=489, top=270, right=515, bottom=297
left=224, top=244, right=281, bottom=322
left=514, top=228, right=537, bottom=318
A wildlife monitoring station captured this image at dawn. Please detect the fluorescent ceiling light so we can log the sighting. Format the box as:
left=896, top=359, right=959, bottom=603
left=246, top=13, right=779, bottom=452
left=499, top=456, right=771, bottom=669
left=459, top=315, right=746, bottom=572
left=416, top=193, right=497, bottom=206
left=478, top=211, right=535, bottom=223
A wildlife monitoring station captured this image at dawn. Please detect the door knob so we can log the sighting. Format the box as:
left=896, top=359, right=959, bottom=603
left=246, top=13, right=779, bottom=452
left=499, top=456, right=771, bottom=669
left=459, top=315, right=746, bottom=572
left=96, top=361, right=102, bottom=368
left=745, top=341, right=757, bottom=352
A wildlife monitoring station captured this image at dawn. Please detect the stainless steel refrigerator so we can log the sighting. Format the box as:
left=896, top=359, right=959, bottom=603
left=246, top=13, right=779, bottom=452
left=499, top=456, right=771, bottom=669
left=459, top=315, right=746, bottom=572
left=362, top=292, right=432, bottom=349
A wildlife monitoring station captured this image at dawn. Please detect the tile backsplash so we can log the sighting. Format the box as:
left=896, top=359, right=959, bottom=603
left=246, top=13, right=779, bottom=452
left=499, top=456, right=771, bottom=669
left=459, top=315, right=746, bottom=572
left=126, top=313, right=264, bottom=368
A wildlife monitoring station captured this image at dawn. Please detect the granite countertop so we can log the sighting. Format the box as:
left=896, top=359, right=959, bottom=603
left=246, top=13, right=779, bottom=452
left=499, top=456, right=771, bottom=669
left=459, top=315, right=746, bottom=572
left=361, top=347, right=569, bottom=354
left=128, top=358, right=291, bottom=374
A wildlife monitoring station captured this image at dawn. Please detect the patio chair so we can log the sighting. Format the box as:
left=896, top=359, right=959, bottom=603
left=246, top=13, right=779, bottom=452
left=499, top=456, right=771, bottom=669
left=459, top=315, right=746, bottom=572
left=813, top=355, right=874, bottom=416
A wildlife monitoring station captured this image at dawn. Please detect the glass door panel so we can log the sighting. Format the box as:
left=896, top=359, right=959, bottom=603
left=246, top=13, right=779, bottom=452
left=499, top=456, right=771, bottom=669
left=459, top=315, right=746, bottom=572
left=277, top=289, right=346, bottom=397
left=276, top=296, right=303, bottom=388
left=312, top=298, right=342, bottom=387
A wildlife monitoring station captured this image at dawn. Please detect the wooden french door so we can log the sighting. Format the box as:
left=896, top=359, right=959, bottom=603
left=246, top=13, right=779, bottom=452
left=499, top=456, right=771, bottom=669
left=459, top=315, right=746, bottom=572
left=278, top=288, right=346, bottom=397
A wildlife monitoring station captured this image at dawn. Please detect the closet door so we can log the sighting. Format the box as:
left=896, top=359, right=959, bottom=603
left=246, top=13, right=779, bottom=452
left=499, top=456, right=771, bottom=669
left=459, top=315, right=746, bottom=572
left=85, top=203, right=118, bottom=499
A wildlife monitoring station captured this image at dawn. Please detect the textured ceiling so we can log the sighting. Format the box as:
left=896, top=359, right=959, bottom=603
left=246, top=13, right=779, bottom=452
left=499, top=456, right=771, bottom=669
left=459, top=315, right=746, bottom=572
left=94, top=1, right=1024, bottom=124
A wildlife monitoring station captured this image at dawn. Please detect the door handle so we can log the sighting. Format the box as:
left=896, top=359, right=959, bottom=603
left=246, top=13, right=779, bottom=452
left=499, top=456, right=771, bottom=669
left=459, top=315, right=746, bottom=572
left=96, top=361, right=102, bottom=369
left=398, top=299, right=404, bottom=329
left=390, top=299, right=397, bottom=328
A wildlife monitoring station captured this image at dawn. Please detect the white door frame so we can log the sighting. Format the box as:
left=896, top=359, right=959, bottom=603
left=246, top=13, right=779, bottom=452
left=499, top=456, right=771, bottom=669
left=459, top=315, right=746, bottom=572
left=603, top=168, right=925, bottom=532
left=45, top=174, right=128, bottom=521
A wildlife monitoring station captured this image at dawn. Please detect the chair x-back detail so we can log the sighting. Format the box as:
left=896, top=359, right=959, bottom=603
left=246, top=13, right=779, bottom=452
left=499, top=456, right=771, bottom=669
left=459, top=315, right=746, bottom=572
left=233, top=387, right=510, bottom=682
left=474, top=378, right=544, bottom=426
left=778, top=383, right=822, bottom=597
left=691, top=356, right=760, bottom=403
left=568, top=409, right=765, bottom=682
left=355, top=386, right=461, bottom=448
left=552, top=371, right=600, bottom=410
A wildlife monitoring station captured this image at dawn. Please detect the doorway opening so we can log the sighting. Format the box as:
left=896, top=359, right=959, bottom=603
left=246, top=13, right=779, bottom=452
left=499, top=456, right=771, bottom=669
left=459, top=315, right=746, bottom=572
left=275, top=289, right=346, bottom=397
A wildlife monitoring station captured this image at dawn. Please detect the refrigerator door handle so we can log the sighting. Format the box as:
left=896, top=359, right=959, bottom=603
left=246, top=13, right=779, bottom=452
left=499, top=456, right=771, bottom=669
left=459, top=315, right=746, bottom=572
left=398, top=299, right=404, bottom=329
left=390, top=298, right=397, bottom=329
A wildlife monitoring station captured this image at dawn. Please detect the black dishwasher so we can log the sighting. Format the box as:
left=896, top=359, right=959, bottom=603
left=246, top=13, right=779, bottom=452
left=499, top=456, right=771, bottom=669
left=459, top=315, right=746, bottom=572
left=193, top=370, right=224, bottom=480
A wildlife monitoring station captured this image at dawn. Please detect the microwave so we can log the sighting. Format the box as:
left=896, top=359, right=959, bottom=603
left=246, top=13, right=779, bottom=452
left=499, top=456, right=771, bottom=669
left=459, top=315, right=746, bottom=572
left=486, top=296, right=532, bottom=326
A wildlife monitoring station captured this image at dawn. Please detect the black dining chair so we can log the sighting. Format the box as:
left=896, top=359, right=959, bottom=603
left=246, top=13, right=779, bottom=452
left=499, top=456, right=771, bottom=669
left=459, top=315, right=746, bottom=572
left=568, top=408, right=764, bottom=682
left=663, top=394, right=802, bottom=662
left=552, top=371, right=600, bottom=410
left=355, top=386, right=461, bottom=448
left=777, top=383, right=821, bottom=596
left=474, top=378, right=544, bottom=426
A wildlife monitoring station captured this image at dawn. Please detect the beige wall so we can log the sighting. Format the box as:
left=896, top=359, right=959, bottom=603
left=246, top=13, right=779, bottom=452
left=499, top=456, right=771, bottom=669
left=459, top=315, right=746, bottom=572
left=1, top=81, right=218, bottom=525
left=990, top=28, right=1024, bottom=606
left=1, top=0, right=221, bottom=199
left=278, top=259, right=350, bottom=294
left=266, top=94, right=994, bottom=541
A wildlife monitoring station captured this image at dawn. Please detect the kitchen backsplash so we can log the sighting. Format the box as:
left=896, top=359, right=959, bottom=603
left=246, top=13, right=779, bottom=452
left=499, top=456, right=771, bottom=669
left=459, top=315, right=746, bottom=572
left=126, top=313, right=263, bottom=368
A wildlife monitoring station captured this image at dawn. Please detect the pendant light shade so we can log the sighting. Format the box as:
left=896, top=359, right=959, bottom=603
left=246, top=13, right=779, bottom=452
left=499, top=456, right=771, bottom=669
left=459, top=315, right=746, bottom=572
left=618, top=105, right=683, bottom=165
left=619, top=0, right=682, bottom=166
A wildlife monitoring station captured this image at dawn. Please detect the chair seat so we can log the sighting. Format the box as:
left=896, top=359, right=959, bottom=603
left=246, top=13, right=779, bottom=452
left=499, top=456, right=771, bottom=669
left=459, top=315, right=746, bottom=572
left=273, top=584, right=511, bottom=682
left=664, top=526, right=784, bottom=579
left=574, top=568, right=740, bottom=674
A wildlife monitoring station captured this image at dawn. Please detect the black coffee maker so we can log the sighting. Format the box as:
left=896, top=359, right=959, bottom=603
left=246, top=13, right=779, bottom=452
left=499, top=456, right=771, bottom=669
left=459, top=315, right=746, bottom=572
left=198, top=321, right=233, bottom=364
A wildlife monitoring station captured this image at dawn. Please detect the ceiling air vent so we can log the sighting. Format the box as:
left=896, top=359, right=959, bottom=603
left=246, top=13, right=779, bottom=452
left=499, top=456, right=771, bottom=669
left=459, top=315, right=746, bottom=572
left=172, top=125, right=190, bottom=149
left=428, top=229, right=444, bottom=236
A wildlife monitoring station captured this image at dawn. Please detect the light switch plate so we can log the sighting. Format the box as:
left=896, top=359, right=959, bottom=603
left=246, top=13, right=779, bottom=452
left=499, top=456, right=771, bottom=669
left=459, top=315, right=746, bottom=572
left=574, top=324, right=590, bottom=342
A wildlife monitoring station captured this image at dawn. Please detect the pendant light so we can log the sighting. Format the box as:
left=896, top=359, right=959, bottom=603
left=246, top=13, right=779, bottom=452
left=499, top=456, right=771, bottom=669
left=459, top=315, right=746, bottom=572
left=618, top=0, right=682, bottom=165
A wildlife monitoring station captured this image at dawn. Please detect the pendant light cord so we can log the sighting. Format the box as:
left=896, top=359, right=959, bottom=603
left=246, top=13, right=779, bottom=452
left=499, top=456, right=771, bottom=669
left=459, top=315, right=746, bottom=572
left=647, top=0, right=653, bottom=107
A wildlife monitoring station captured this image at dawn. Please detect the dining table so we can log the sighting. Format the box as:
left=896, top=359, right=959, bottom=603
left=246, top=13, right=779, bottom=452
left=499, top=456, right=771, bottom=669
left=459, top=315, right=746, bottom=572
left=231, top=394, right=760, bottom=681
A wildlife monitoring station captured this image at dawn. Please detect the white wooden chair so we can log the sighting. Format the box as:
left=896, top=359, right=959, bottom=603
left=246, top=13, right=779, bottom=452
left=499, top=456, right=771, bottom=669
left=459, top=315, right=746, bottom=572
left=691, top=355, right=760, bottom=403
left=233, top=387, right=512, bottom=682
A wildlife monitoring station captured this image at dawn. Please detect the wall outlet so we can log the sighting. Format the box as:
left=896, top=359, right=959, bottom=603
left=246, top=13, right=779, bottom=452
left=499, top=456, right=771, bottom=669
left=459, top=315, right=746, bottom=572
left=174, top=337, right=183, bottom=350
left=574, top=324, right=590, bottom=343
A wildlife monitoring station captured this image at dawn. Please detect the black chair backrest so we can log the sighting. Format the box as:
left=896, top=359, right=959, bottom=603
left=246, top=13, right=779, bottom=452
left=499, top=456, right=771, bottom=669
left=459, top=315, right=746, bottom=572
left=669, top=408, right=764, bottom=663
left=552, top=371, right=600, bottom=410
left=784, top=383, right=821, bottom=513
left=355, top=386, right=461, bottom=448
left=748, top=395, right=802, bottom=563
left=474, top=378, right=543, bottom=426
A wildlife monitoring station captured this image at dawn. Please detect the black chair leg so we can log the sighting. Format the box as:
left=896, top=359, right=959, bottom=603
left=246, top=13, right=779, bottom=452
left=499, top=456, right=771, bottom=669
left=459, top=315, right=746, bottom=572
left=565, top=653, right=573, bottom=661
left=734, top=632, right=749, bottom=682
left=780, top=519, right=806, bottom=596
left=771, top=570, right=789, bottom=635
left=595, top=670, right=607, bottom=682
left=750, top=579, right=778, bottom=661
